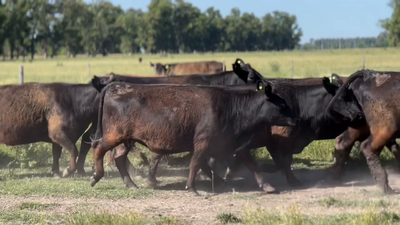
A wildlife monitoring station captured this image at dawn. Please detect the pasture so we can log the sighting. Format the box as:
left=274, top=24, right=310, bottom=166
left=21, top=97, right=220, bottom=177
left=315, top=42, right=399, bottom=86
left=1, top=48, right=400, bottom=224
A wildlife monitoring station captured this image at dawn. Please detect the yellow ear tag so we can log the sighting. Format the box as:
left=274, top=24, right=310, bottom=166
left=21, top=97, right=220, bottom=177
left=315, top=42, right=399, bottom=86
left=237, top=60, right=241, bottom=64
left=258, top=85, right=263, bottom=90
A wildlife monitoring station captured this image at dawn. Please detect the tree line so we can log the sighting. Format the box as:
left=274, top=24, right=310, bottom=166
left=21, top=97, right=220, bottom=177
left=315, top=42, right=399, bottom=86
left=0, top=0, right=303, bottom=60
left=301, top=33, right=389, bottom=50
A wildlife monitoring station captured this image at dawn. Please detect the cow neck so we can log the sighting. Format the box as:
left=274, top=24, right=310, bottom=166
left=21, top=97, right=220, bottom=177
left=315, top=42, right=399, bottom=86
left=226, top=89, right=271, bottom=134
left=70, top=83, right=100, bottom=117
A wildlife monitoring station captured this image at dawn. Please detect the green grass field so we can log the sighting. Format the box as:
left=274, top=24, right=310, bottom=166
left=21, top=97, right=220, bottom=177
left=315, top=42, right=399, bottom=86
left=1, top=48, right=400, bottom=84
left=1, top=48, right=400, bottom=224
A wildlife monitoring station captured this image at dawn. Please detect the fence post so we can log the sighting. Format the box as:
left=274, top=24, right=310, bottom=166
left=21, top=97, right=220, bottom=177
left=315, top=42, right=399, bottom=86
left=88, top=63, right=91, bottom=77
left=291, top=60, right=294, bottom=79
left=362, top=57, right=365, bottom=69
left=19, top=65, right=24, bottom=84
left=222, top=61, right=226, bottom=72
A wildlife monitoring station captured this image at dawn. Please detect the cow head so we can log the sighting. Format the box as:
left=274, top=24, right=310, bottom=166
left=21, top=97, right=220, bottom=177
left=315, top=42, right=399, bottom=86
left=91, top=73, right=116, bottom=93
left=232, top=58, right=263, bottom=84
left=150, top=62, right=169, bottom=76
left=324, top=73, right=364, bottom=125
left=256, top=80, right=298, bottom=127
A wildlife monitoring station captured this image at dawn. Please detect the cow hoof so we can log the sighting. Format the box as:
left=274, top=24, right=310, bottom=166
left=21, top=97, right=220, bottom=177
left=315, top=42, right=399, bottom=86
left=261, top=183, right=277, bottom=194
left=62, top=169, right=72, bottom=178
left=127, top=185, right=139, bottom=190
left=51, top=172, right=61, bottom=179
left=185, top=186, right=200, bottom=196
left=383, top=186, right=394, bottom=194
left=90, top=176, right=98, bottom=187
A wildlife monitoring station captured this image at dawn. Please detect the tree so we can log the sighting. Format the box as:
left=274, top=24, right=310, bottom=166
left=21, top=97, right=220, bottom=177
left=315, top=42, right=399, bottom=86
left=145, top=0, right=175, bottom=53
left=380, top=0, right=400, bottom=46
left=117, top=9, right=141, bottom=54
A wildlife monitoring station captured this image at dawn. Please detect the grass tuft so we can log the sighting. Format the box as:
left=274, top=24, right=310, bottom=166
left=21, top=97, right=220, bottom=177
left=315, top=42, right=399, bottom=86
left=217, top=212, right=242, bottom=224
left=18, top=201, right=60, bottom=210
left=64, top=211, right=146, bottom=225
left=318, top=197, right=343, bottom=207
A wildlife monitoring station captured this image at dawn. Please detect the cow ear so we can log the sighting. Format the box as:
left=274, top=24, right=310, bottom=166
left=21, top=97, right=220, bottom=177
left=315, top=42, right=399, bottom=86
left=91, top=76, right=103, bottom=93
left=322, top=76, right=338, bottom=96
left=150, top=62, right=154, bottom=67
left=256, top=80, right=263, bottom=91
left=331, top=73, right=343, bottom=86
left=109, top=73, right=116, bottom=82
left=233, top=59, right=250, bottom=83
left=256, top=81, right=272, bottom=95
left=234, top=58, right=245, bottom=66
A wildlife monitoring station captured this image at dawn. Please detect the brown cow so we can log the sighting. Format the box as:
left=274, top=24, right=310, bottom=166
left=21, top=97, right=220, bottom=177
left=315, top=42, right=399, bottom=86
left=150, top=60, right=226, bottom=76
left=89, top=79, right=298, bottom=195
left=323, top=71, right=400, bottom=193
left=0, top=82, right=99, bottom=177
left=91, top=59, right=262, bottom=183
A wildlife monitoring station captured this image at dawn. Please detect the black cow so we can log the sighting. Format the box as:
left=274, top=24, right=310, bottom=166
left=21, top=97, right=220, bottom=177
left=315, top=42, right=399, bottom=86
left=89, top=78, right=298, bottom=195
left=0, top=82, right=99, bottom=178
left=325, top=69, right=400, bottom=193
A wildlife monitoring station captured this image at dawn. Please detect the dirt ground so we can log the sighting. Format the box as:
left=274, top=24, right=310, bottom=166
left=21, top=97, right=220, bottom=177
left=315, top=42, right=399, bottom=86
left=1, top=162, right=400, bottom=224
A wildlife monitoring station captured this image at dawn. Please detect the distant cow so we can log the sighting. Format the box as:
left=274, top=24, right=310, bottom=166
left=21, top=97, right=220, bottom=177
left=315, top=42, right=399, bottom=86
left=89, top=79, right=298, bottom=195
left=150, top=60, right=226, bottom=76
left=0, top=82, right=99, bottom=178
left=92, top=59, right=263, bottom=183
left=325, top=70, right=400, bottom=193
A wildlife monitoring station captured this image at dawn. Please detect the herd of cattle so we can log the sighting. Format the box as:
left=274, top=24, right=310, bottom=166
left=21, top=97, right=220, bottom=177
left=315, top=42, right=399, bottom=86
left=0, top=58, right=399, bottom=196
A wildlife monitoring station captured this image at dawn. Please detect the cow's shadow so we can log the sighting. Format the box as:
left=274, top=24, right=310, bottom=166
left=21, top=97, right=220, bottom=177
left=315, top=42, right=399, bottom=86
left=151, top=159, right=400, bottom=194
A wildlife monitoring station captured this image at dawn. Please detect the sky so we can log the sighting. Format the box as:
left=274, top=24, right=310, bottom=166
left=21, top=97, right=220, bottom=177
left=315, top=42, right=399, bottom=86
left=97, top=0, right=392, bottom=44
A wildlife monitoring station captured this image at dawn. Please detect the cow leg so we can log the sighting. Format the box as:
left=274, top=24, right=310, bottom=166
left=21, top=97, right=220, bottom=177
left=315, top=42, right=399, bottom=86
left=281, top=153, right=302, bottom=187
left=361, top=134, right=393, bottom=194
left=330, top=133, right=356, bottom=180
left=186, top=141, right=209, bottom=196
left=197, top=157, right=216, bottom=181
left=268, top=149, right=301, bottom=187
left=148, top=153, right=163, bottom=185
left=51, top=143, right=62, bottom=178
left=90, top=137, right=119, bottom=187
left=76, top=123, right=97, bottom=176
left=49, top=130, right=79, bottom=178
left=197, top=159, right=226, bottom=186
left=114, top=142, right=138, bottom=190
left=224, top=154, right=242, bottom=183
left=238, top=150, right=276, bottom=193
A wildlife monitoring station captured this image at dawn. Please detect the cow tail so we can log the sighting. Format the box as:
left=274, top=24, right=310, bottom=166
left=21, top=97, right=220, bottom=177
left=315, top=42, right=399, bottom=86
left=90, top=83, right=112, bottom=148
left=326, top=70, right=364, bottom=111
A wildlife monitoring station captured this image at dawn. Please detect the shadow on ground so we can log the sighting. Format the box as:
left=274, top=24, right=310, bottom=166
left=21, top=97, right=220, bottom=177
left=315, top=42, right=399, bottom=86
left=149, top=159, right=400, bottom=194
